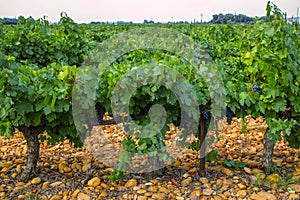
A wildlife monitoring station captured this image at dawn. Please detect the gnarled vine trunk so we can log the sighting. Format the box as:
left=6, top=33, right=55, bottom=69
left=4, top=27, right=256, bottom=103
left=199, top=117, right=207, bottom=177
left=262, top=130, right=275, bottom=173
left=18, top=126, right=44, bottom=182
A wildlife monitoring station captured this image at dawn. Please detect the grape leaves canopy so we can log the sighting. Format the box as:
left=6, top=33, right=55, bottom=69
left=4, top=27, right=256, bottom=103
left=72, top=27, right=226, bottom=174
left=0, top=1, right=299, bottom=182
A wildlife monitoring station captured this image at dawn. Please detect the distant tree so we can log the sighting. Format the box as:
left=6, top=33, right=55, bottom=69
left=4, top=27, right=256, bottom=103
left=90, top=21, right=101, bottom=24
left=209, top=13, right=254, bottom=24
left=1, top=18, right=18, bottom=25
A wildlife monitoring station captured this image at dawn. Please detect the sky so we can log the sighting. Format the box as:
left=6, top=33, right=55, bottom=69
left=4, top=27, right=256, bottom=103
left=0, top=0, right=299, bottom=23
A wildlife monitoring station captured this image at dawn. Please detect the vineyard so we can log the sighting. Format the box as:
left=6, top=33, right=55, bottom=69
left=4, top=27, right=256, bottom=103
left=0, top=2, right=300, bottom=200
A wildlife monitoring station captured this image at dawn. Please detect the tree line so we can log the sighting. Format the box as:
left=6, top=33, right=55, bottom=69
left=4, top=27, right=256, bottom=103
left=1, top=13, right=269, bottom=25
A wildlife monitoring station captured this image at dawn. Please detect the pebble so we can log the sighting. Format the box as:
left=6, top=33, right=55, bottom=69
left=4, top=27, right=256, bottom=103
left=203, top=188, right=214, bottom=196
left=182, top=163, right=193, bottom=171
left=244, top=167, right=252, bottom=174
left=125, top=179, right=137, bottom=188
left=49, top=195, right=62, bottom=200
left=40, top=195, right=48, bottom=200
left=218, top=194, right=228, bottom=199
left=12, top=186, right=23, bottom=194
left=98, top=191, right=108, bottom=198
left=182, top=173, right=190, bottom=178
left=223, top=191, right=231, bottom=197
left=286, top=156, right=294, bottom=163
left=82, top=164, right=91, bottom=173
left=173, top=160, right=181, bottom=166
left=249, top=191, right=277, bottom=200
left=133, top=185, right=141, bottom=190
left=17, top=195, right=26, bottom=200
left=100, top=183, right=108, bottom=189
left=266, top=174, right=281, bottom=182
left=237, top=183, right=246, bottom=190
left=237, top=190, right=247, bottom=197
left=159, top=186, right=170, bottom=194
left=72, top=189, right=80, bottom=197
left=14, top=158, right=24, bottom=164
left=16, top=165, right=22, bottom=174
left=42, top=182, right=50, bottom=189
left=220, top=168, right=233, bottom=176
left=149, top=185, right=158, bottom=192
left=223, top=179, right=233, bottom=185
left=87, top=177, right=101, bottom=187
left=181, top=177, right=192, bottom=186
left=191, top=189, right=201, bottom=196
left=0, top=146, right=8, bottom=152
left=31, top=177, right=41, bottom=185
left=273, top=159, right=283, bottom=166
left=77, top=192, right=90, bottom=200
left=137, top=189, right=147, bottom=194
left=200, top=177, right=209, bottom=184
left=11, top=173, right=17, bottom=179
left=152, top=193, right=166, bottom=199
left=289, top=194, right=300, bottom=199
left=221, top=184, right=229, bottom=190
left=216, top=196, right=225, bottom=200
left=50, top=181, right=63, bottom=187
left=137, top=196, right=147, bottom=200
left=252, top=168, right=263, bottom=175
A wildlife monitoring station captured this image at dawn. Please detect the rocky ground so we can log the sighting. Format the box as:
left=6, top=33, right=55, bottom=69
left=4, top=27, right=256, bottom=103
left=0, top=116, right=300, bottom=200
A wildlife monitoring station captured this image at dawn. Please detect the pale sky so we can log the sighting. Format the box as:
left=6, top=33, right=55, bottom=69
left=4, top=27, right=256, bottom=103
left=0, top=0, right=299, bottom=23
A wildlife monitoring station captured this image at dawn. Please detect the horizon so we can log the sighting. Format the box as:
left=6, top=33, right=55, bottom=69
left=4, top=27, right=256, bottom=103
left=1, top=0, right=300, bottom=23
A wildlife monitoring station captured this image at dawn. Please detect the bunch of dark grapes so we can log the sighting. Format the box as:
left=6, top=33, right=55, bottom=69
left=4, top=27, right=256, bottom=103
left=199, top=105, right=210, bottom=120
left=241, top=104, right=247, bottom=112
left=226, top=107, right=234, bottom=125
left=95, top=102, right=106, bottom=123
left=42, top=115, right=48, bottom=124
left=277, top=110, right=291, bottom=120
left=293, top=124, right=299, bottom=131
left=173, top=119, right=180, bottom=127
left=251, top=85, right=262, bottom=95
